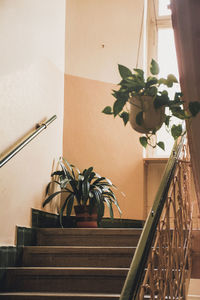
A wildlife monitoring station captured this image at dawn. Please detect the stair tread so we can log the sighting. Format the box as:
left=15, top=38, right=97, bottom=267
left=0, top=292, right=120, bottom=296
left=37, top=228, right=142, bottom=233
left=24, top=246, right=135, bottom=249
left=6, top=266, right=129, bottom=271
left=23, top=246, right=136, bottom=252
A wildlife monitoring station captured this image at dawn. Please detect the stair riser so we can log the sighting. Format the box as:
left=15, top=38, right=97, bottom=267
left=22, top=250, right=135, bottom=268
left=0, top=295, right=120, bottom=300
left=36, top=229, right=141, bottom=247
left=37, top=235, right=140, bottom=247
left=4, top=271, right=127, bottom=294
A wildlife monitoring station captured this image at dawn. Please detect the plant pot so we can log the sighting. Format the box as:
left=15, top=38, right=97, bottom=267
left=129, top=96, right=165, bottom=134
left=74, top=205, right=98, bottom=228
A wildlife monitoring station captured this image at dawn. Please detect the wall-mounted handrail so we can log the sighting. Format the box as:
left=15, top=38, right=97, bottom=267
left=120, top=136, right=186, bottom=299
left=0, top=115, right=57, bottom=168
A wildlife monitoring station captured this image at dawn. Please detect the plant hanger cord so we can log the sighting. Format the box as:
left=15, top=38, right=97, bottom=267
left=136, top=3, right=144, bottom=69
left=153, top=0, right=158, bottom=33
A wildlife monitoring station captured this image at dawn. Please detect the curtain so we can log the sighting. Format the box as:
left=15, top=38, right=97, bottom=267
left=171, top=0, right=200, bottom=210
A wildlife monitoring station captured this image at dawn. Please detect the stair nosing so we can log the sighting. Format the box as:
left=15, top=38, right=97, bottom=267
left=6, top=266, right=130, bottom=270
left=0, top=292, right=121, bottom=296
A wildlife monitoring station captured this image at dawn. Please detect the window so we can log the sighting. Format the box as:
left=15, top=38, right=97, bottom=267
left=158, top=0, right=171, bottom=16
left=146, top=0, right=180, bottom=157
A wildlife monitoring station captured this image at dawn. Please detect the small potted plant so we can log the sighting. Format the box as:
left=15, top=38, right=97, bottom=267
left=42, top=157, right=122, bottom=227
left=102, top=59, right=200, bottom=150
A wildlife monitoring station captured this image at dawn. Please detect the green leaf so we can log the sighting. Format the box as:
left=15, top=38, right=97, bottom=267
left=42, top=191, right=66, bottom=207
left=118, top=64, right=132, bottom=79
left=166, top=74, right=178, bottom=87
left=154, top=94, right=169, bottom=109
left=174, top=92, right=183, bottom=101
left=66, top=194, right=75, bottom=216
left=157, top=141, right=165, bottom=151
left=171, top=124, right=183, bottom=140
left=189, top=101, right=200, bottom=117
left=158, top=78, right=167, bottom=86
left=45, top=180, right=60, bottom=195
left=97, top=201, right=105, bottom=221
left=84, top=167, right=94, bottom=179
left=113, top=99, right=126, bottom=116
left=133, top=68, right=144, bottom=78
left=146, top=76, right=158, bottom=88
left=102, top=106, right=113, bottom=115
left=59, top=196, right=69, bottom=227
left=171, top=107, right=189, bottom=120
left=103, top=191, right=117, bottom=201
left=136, top=111, right=143, bottom=126
left=150, top=59, right=160, bottom=75
left=69, top=178, right=78, bottom=194
left=88, top=172, right=96, bottom=182
left=92, top=177, right=106, bottom=185
left=139, top=136, right=148, bottom=148
left=112, top=90, right=129, bottom=102
left=104, top=198, right=114, bottom=219
left=91, top=190, right=103, bottom=218
left=82, top=180, right=90, bottom=205
left=120, top=111, right=129, bottom=125
left=148, top=86, right=158, bottom=97
left=165, top=115, right=171, bottom=127
left=51, top=170, right=64, bottom=177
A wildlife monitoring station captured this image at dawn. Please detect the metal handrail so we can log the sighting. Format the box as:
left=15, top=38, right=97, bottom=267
left=0, top=115, right=57, bottom=168
left=120, top=136, right=185, bottom=300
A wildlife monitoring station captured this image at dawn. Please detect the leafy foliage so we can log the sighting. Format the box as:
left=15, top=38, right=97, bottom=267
left=102, top=59, right=200, bottom=150
left=43, top=157, right=122, bottom=227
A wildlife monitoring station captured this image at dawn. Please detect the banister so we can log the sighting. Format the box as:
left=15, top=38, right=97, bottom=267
left=0, top=115, right=57, bottom=168
left=120, top=136, right=185, bottom=300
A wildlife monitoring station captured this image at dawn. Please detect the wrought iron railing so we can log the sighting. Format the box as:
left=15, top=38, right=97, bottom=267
left=120, top=136, right=193, bottom=299
left=0, top=115, right=57, bottom=168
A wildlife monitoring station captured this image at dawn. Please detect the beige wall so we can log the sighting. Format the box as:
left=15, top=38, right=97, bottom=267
left=64, top=75, right=144, bottom=219
left=64, top=0, right=145, bottom=220
left=66, top=0, right=144, bottom=83
left=0, top=0, right=66, bottom=245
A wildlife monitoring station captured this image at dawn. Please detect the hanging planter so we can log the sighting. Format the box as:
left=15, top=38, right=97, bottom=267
left=102, top=59, right=200, bottom=150
left=129, top=96, right=165, bottom=134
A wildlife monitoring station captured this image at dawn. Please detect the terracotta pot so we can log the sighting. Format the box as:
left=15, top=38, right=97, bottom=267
left=129, top=96, right=165, bottom=134
left=74, top=205, right=98, bottom=228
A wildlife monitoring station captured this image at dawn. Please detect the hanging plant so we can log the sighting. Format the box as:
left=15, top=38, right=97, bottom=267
left=102, top=59, right=200, bottom=150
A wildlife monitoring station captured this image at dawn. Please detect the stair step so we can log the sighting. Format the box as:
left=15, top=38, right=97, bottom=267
left=22, top=246, right=136, bottom=267
left=3, top=267, right=128, bottom=294
left=0, top=292, right=120, bottom=299
left=36, top=228, right=141, bottom=247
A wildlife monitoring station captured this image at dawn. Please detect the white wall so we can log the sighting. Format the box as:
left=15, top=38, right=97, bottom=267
left=0, top=0, right=66, bottom=245
left=66, top=0, right=144, bottom=83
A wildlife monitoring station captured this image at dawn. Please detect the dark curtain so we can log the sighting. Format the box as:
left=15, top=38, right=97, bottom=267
left=171, top=0, right=200, bottom=210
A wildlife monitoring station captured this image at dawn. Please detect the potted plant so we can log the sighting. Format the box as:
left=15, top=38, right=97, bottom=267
left=102, top=59, right=200, bottom=150
left=42, top=157, right=122, bottom=227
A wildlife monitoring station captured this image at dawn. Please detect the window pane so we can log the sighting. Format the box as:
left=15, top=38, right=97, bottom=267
left=158, top=29, right=179, bottom=82
left=156, top=28, right=180, bottom=156
left=159, top=0, right=171, bottom=16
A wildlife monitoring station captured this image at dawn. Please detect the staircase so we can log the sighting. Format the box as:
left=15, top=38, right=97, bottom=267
left=0, top=228, right=142, bottom=299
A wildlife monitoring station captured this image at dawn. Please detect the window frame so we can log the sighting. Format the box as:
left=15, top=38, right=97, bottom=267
left=145, top=0, right=174, bottom=157
left=146, top=0, right=172, bottom=69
